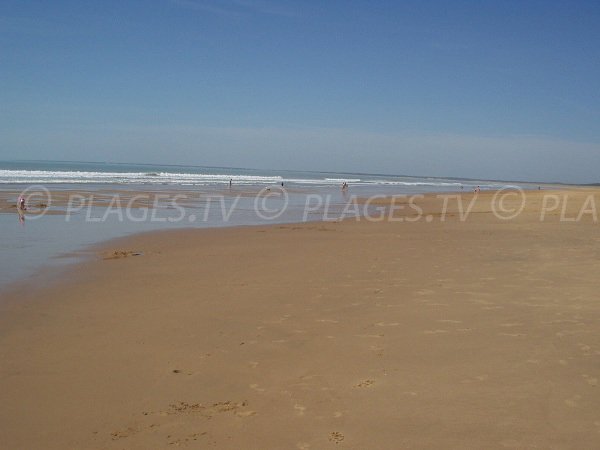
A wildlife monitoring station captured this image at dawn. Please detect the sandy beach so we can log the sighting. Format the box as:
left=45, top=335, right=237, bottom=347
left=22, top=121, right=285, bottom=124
left=2, top=188, right=600, bottom=449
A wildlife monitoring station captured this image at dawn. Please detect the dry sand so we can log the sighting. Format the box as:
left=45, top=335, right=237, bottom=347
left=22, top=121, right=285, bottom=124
left=1, top=189, right=600, bottom=449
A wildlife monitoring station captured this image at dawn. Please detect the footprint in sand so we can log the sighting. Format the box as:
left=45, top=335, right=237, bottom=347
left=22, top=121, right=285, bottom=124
left=565, top=395, right=581, bottom=407
left=250, top=384, right=266, bottom=392
left=578, top=343, right=592, bottom=353
left=583, top=374, right=598, bottom=386
left=500, top=439, right=523, bottom=447
left=167, top=432, right=208, bottom=446
left=111, top=427, right=138, bottom=440
left=294, top=404, right=306, bottom=416
left=370, top=345, right=384, bottom=356
left=556, top=329, right=589, bottom=337
left=355, top=379, right=375, bottom=388
left=416, top=289, right=435, bottom=296
left=263, top=316, right=290, bottom=324
left=471, top=299, right=495, bottom=306
left=461, top=375, right=488, bottom=383
left=329, top=431, right=345, bottom=444
left=385, top=303, right=403, bottom=308
left=543, top=319, right=580, bottom=325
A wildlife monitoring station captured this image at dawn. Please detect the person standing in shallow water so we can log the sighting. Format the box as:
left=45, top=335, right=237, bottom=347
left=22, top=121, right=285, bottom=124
left=16, top=195, right=26, bottom=225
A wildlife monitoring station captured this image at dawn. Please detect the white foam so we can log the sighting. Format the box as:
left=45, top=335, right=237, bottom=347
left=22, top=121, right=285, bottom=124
left=0, top=170, right=283, bottom=185
left=0, top=169, right=505, bottom=190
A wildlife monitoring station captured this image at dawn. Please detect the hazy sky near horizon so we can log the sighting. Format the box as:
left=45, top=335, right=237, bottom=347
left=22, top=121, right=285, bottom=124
left=1, top=0, right=599, bottom=183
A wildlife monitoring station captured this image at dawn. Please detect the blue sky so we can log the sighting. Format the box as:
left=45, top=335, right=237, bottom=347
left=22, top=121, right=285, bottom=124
left=1, top=0, right=599, bottom=182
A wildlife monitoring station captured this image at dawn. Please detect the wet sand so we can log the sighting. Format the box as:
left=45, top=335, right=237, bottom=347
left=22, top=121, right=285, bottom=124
left=1, top=189, right=600, bottom=449
left=0, top=186, right=282, bottom=217
left=0, top=186, right=311, bottom=215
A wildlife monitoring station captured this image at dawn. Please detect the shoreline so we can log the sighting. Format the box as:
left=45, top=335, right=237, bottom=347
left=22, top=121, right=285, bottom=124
left=2, top=188, right=600, bottom=448
left=0, top=186, right=590, bottom=296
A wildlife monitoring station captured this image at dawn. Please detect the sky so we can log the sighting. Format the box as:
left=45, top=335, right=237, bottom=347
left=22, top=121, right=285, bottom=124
left=1, top=0, right=599, bottom=183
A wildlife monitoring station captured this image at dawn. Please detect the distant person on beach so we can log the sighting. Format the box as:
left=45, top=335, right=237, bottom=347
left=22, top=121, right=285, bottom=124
left=342, top=182, right=348, bottom=191
left=17, top=196, right=25, bottom=225
left=229, top=178, right=232, bottom=188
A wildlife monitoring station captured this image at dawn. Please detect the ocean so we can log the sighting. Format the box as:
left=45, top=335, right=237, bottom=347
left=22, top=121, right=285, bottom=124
left=0, top=160, right=508, bottom=190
